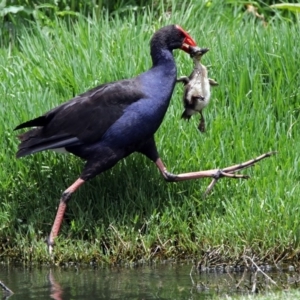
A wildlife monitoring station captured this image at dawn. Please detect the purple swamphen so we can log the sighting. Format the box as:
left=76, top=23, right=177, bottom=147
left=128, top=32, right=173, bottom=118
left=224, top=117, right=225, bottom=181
left=15, top=25, right=198, bottom=253
left=14, top=24, right=275, bottom=254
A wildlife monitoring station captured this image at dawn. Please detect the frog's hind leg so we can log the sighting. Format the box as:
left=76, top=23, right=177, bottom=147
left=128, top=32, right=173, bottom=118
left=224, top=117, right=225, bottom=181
left=198, top=111, right=206, bottom=133
left=208, top=78, right=218, bottom=86
left=176, top=76, right=190, bottom=85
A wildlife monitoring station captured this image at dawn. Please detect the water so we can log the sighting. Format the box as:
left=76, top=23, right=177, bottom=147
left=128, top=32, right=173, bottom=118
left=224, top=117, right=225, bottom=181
left=0, top=263, right=296, bottom=299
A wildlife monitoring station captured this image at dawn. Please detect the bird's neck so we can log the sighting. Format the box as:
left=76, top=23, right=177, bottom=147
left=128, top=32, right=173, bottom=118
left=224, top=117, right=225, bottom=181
left=151, top=47, right=175, bottom=67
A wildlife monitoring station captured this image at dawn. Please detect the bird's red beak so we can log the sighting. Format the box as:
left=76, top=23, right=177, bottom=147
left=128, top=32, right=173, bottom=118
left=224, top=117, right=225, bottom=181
left=175, top=25, right=197, bottom=53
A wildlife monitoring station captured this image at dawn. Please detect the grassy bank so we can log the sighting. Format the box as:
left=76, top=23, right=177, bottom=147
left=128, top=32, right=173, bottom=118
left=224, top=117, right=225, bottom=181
left=0, top=2, right=299, bottom=264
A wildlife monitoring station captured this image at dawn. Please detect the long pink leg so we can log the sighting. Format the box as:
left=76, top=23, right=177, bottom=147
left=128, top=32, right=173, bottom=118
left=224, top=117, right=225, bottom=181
left=48, top=178, right=85, bottom=254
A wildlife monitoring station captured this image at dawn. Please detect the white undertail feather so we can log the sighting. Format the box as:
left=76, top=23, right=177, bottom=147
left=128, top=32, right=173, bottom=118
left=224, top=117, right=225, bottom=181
left=53, top=147, right=68, bottom=154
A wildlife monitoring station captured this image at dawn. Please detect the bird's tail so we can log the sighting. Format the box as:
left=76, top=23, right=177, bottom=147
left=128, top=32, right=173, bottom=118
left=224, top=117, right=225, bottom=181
left=16, top=128, right=45, bottom=158
left=15, top=128, right=77, bottom=158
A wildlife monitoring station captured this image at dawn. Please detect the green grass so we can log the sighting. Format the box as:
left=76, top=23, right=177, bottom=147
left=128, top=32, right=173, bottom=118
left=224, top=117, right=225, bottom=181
left=0, top=1, right=300, bottom=264
left=216, top=290, right=300, bottom=300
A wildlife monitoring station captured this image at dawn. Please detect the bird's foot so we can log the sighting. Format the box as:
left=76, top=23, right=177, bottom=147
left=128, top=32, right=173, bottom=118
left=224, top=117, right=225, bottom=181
left=212, top=169, right=250, bottom=180
left=49, top=244, right=54, bottom=256
left=46, top=236, right=55, bottom=256
left=203, top=151, right=277, bottom=196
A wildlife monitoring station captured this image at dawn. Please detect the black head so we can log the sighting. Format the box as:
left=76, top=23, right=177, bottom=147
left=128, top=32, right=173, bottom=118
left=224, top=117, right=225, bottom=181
left=150, top=25, right=197, bottom=54
left=189, top=46, right=209, bottom=59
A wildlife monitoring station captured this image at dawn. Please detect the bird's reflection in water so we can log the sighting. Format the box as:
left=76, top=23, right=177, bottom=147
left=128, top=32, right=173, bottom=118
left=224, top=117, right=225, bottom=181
left=48, top=270, right=63, bottom=300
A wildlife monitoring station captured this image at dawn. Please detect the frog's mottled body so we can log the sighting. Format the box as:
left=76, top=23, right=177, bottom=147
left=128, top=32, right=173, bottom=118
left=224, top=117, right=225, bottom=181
left=177, top=47, right=218, bottom=132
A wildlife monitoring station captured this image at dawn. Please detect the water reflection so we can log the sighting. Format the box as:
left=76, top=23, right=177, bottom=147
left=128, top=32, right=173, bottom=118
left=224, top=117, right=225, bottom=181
left=0, top=263, right=298, bottom=299
left=0, top=279, right=14, bottom=300
left=0, top=263, right=213, bottom=300
left=49, top=270, right=63, bottom=300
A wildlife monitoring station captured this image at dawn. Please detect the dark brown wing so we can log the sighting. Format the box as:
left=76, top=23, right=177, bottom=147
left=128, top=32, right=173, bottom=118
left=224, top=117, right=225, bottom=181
left=15, top=78, right=145, bottom=157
